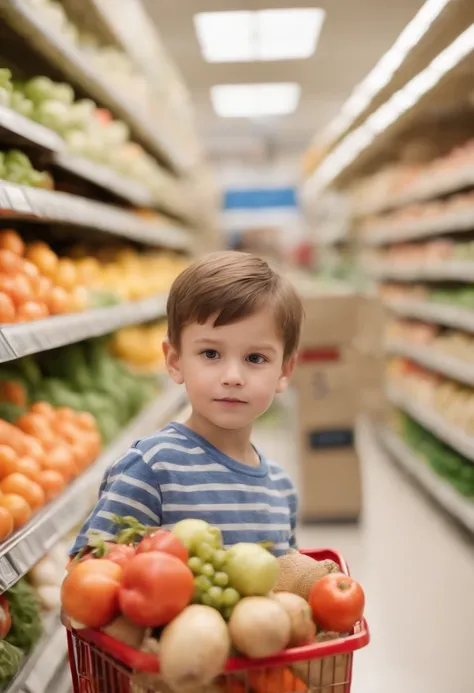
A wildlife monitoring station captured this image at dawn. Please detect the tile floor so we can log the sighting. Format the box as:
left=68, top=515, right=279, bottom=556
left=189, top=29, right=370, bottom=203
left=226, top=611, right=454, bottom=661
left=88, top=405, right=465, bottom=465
left=253, top=415, right=474, bottom=693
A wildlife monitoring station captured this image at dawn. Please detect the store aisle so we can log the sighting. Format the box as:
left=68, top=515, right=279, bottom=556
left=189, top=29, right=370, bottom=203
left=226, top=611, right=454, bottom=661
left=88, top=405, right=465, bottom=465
left=254, top=410, right=474, bottom=693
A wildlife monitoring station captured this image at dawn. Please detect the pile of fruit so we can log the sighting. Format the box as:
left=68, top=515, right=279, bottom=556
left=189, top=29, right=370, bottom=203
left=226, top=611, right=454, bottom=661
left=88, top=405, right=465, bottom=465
left=393, top=411, right=474, bottom=497
left=69, top=244, right=188, bottom=302
left=0, top=337, right=159, bottom=442
left=0, top=230, right=88, bottom=324
left=0, top=68, right=178, bottom=196
left=387, top=318, right=474, bottom=365
left=378, top=282, right=474, bottom=311
left=62, top=519, right=365, bottom=692
left=0, top=150, right=53, bottom=189
left=0, top=401, right=101, bottom=542
left=110, top=322, right=167, bottom=372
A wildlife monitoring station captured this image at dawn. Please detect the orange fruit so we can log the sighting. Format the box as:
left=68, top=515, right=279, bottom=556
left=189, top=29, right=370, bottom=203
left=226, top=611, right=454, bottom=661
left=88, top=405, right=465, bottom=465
left=0, top=506, right=13, bottom=540
left=0, top=292, right=16, bottom=323
left=75, top=411, right=98, bottom=432
left=0, top=494, right=31, bottom=529
left=42, top=446, right=76, bottom=481
left=1, top=274, right=34, bottom=307
left=46, top=285, right=70, bottom=315
left=0, top=230, right=25, bottom=257
left=15, top=457, right=42, bottom=484
left=35, top=276, right=53, bottom=302
left=53, top=420, right=82, bottom=446
left=0, top=381, right=28, bottom=407
left=16, top=413, right=56, bottom=449
left=16, top=300, right=49, bottom=323
left=0, top=473, right=45, bottom=510
left=37, top=469, right=65, bottom=501
left=0, top=445, right=19, bottom=478
left=29, top=401, right=57, bottom=422
left=21, top=435, right=45, bottom=464
left=25, top=243, right=58, bottom=278
left=55, top=259, right=78, bottom=291
left=70, top=285, right=88, bottom=312
left=0, top=249, right=23, bottom=274
left=55, top=407, right=76, bottom=423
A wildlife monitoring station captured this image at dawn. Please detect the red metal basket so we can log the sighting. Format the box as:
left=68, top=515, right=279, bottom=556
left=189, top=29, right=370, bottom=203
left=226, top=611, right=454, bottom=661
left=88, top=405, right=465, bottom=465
left=66, top=548, right=370, bottom=693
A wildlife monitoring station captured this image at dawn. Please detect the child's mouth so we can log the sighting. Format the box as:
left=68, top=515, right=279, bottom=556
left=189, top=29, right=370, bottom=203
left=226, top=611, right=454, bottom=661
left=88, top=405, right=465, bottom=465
left=215, top=398, right=247, bottom=405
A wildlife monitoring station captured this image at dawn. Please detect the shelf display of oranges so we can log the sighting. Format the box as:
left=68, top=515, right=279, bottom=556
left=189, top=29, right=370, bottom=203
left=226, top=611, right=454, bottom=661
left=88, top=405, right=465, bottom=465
left=0, top=230, right=89, bottom=324
left=0, top=402, right=101, bottom=542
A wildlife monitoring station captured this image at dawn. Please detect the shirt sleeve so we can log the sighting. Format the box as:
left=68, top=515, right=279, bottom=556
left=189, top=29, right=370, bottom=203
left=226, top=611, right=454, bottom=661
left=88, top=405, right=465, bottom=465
left=288, top=482, right=299, bottom=549
left=69, top=446, right=163, bottom=556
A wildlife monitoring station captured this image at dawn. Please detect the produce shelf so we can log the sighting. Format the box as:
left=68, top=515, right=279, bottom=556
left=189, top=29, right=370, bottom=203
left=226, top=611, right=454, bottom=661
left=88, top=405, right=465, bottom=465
left=378, top=426, right=474, bottom=534
left=6, top=612, right=67, bottom=693
left=361, top=206, right=474, bottom=247
left=367, top=261, right=474, bottom=282
left=0, top=293, right=167, bottom=363
left=356, top=163, right=474, bottom=217
left=385, top=298, right=474, bottom=334
left=0, top=104, right=63, bottom=153
left=386, top=339, right=474, bottom=388
left=52, top=152, right=155, bottom=208
left=0, top=383, right=186, bottom=593
left=0, top=0, right=193, bottom=175
left=0, top=182, right=191, bottom=250
left=387, top=384, right=474, bottom=464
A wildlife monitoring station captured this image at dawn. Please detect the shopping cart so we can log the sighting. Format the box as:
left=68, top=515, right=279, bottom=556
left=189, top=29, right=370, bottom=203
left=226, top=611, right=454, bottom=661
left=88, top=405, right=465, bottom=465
left=66, top=548, right=370, bottom=693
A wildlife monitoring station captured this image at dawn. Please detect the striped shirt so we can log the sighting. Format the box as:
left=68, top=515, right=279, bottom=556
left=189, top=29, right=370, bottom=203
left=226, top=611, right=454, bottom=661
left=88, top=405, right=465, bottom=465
left=71, top=422, right=298, bottom=557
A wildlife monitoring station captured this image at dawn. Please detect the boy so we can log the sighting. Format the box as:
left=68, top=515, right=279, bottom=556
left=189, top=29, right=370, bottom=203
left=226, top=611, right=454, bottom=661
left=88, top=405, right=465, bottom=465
left=71, top=251, right=304, bottom=556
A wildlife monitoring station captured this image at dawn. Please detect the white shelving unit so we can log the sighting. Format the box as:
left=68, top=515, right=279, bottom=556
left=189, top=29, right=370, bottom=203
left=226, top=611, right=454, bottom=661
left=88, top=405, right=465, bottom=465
left=378, top=426, right=474, bottom=533
left=366, top=261, right=474, bottom=282
left=385, top=339, right=474, bottom=387
left=385, top=298, right=474, bottom=333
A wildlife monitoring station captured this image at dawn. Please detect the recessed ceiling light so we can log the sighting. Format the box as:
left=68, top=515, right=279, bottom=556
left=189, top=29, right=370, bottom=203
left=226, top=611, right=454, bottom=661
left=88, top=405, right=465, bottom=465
left=211, top=83, right=301, bottom=118
left=194, top=9, right=325, bottom=63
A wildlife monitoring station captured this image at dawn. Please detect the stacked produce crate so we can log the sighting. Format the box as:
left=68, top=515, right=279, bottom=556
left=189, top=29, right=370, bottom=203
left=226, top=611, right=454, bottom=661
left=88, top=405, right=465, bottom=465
left=293, top=283, right=383, bottom=523
left=0, top=0, right=212, bottom=689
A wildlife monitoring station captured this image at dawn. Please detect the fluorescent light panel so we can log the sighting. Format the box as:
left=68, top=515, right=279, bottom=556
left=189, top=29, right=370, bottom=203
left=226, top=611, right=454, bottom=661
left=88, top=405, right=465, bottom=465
left=194, top=9, right=325, bottom=63
left=211, top=83, right=300, bottom=118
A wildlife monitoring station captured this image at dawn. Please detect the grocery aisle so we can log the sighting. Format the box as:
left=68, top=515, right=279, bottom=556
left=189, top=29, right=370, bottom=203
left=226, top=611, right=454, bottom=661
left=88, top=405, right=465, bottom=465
left=254, top=408, right=474, bottom=693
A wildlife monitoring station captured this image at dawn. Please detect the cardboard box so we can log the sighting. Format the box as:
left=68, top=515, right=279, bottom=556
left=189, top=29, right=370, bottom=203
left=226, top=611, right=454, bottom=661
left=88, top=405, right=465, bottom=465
left=293, top=350, right=360, bottom=429
left=298, top=442, right=362, bottom=522
left=299, top=290, right=363, bottom=348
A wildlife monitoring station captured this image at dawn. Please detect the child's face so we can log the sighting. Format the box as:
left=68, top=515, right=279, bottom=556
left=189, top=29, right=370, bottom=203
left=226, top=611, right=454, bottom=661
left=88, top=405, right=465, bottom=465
left=165, top=306, right=295, bottom=431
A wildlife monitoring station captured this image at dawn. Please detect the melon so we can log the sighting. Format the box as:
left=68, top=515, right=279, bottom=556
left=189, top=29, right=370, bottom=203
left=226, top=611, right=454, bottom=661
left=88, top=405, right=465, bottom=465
left=274, top=553, right=338, bottom=601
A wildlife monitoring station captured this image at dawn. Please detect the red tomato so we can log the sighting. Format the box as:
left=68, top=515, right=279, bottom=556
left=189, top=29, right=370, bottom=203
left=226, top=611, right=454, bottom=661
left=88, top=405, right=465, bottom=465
left=119, top=552, right=194, bottom=627
left=105, top=544, right=136, bottom=569
left=309, top=573, right=365, bottom=633
left=61, top=559, right=123, bottom=628
left=0, top=595, right=11, bottom=638
left=136, top=529, right=188, bottom=563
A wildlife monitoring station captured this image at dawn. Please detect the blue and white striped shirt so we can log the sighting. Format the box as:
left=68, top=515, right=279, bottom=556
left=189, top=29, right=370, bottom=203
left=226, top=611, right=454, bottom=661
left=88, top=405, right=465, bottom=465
left=71, top=422, right=298, bottom=557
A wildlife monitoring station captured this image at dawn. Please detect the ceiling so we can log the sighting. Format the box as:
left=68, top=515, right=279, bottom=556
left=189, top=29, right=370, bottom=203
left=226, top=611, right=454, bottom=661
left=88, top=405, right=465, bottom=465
left=144, top=0, right=426, bottom=162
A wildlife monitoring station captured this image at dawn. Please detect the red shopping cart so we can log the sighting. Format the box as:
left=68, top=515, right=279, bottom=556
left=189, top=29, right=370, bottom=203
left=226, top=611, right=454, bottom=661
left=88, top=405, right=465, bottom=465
left=66, top=548, right=370, bottom=693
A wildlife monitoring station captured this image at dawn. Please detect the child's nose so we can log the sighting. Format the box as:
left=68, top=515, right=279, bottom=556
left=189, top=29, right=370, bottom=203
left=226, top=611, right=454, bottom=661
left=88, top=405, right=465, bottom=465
left=222, top=362, right=244, bottom=387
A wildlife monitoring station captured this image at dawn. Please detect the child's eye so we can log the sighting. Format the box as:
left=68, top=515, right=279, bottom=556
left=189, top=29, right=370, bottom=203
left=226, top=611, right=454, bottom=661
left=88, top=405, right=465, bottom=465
left=247, top=353, right=266, bottom=364
left=202, top=349, right=219, bottom=360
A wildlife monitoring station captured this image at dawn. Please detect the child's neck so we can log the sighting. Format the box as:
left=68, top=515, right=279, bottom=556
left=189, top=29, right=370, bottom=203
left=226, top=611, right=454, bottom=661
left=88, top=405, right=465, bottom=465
left=184, top=410, right=259, bottom=467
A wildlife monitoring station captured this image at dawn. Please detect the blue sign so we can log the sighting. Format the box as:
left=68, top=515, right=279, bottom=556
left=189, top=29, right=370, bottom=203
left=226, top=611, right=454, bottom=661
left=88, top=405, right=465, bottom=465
left=224, top=187, right=297, bottom=210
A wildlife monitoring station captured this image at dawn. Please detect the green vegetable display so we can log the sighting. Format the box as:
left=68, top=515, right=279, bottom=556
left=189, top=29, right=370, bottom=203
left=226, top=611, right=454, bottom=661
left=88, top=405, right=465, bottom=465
left=0, top=640, right=22, bottom=686
left=0, top=338, right=159, bottom=443
left=0, top=150, right=51, bottom=189
left=4, top=579, right=43, bottom=653
left=397, top=412, right=474, bottom=497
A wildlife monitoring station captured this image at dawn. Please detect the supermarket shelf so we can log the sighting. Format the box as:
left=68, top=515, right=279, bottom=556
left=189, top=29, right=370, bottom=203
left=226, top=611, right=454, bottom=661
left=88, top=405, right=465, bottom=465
left=47, top=661, right=72, bottom=693
left=0, top=382, right=186, bottom=593
left=356, top=163, right=474, bottom=217
left=6, top=612, right=67, bottom=693
left=0, top=182, right=191, bottom=250
left=53, top=152, right=154, bottom=208
left=378, top=426, right=474, bottom=534
left=385, top=339, right=474, bottom=388
left=1, top=0, right=193, bottom=175
left=387, top=384, right=474, bottom=463
left=367, top=261, right=474, bottom=282
left=0, top=293, right=167, bottom=363
left=0, top=104, right=63, bottom=153
left=362, top=206, right=474, bottom=247
left=385, top=298, right=474, bottom=333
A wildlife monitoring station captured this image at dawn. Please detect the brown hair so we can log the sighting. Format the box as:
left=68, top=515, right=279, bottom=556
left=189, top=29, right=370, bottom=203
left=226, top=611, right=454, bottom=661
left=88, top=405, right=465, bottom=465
left=167, top=251, right=303, bottom=361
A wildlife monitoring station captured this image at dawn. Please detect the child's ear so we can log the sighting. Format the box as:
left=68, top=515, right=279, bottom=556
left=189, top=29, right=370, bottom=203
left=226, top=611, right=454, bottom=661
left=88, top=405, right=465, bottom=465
left=276, top=353, right=297, bottom=393
left=162, top=339, right=184, bottom=385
